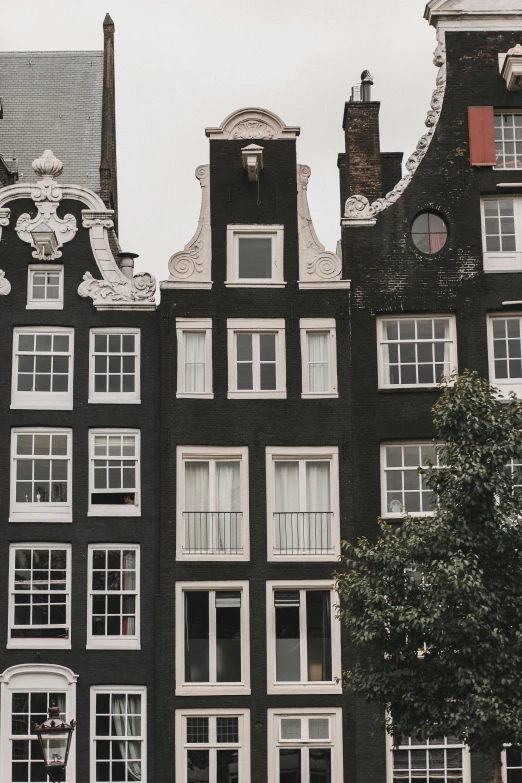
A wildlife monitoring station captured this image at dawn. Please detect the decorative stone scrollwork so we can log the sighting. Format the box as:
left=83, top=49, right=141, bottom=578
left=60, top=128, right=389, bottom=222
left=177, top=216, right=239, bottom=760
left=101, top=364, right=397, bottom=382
left=0, top=208, right=10, bottom=243
left=205, top=107, right=300, bottom=140
left=82, top=211, right=114, bottom=229
left=0, top=270, right=12, bottom=296
left=231, top=121, right=275, bottom=140
left=78, top=271, right=156, bottom=307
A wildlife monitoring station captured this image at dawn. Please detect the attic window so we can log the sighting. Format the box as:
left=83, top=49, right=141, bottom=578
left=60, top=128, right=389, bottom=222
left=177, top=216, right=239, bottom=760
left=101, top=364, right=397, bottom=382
left=411, top=212, right=448, bottom=254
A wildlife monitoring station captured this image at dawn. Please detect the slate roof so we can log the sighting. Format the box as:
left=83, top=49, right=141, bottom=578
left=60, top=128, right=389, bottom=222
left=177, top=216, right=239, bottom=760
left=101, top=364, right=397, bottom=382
left=0, top=51, right=104, bottom=191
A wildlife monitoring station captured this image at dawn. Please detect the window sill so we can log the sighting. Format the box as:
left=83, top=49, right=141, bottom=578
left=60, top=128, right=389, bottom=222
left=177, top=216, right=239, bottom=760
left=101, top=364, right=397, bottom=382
left=483, top=251, right=522, bottom=272
left=10, top=511, right=72, bottom=523
left=11, top=398, right=73, bottom=410
left=26, top=302, right=64, bottom=310
left=7, top=639, right=71, bottom=650
left=267, top=682, right=342, bottom=695
left=382, top=514, right=435, bottom=521
left=176, top=684, right=251, bottom=696
left=228, top=390, right=287, bottom=399
left=268, top=552, right=340, bottom=562
left=224, top=281, right=287, bottom=288
left=88, top=506, right=141, bottom=517
left=301, top=392, right=339, bottom=399
left=86, top=640, right=141, bottom=650
left=88, top=396, right=141, bottom=404
left=378, top=385, right=442, bottom=392
left=176, top=392, right=214, bottom=399
left=177, top=552, right=250, bottom=562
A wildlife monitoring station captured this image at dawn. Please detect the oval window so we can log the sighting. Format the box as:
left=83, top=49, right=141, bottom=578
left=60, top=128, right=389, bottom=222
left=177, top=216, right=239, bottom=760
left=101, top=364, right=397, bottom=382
left=411, top=211, right=448, bottom=254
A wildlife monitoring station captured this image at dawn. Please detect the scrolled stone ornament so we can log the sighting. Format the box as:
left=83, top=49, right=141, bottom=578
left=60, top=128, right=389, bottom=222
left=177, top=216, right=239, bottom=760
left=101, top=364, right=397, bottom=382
left=343, top=195, right=376, bottom=221
left=0, top=270, right=12, bottom=296
left=307, top=252, right=342, bottom=280
left=130, top=273, right=156, bottom=300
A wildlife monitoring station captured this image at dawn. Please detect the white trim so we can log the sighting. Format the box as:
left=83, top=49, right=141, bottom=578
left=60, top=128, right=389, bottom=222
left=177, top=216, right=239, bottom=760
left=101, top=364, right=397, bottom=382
left=90, top=685, right=147, bottom=783
left=268, top=708, right=343, bottom=783
left=175, top=708, right=250, bottom=783
left=10, top=427, right=73, bottom=523
left=11, top=327, right=74, bottom=410
left=487, top=312, right=522, bottom=398
left=227, top=318, right=286, bottom=399
left=88, top=429, right=141, bottom=517
left=385, top=731, right=470, bottom=783
left=176, top=318, right=213, bottom=399
left=266, top=580, right=342, bottom=694
left=380, top=441, right=441, bottom=519
left=266, top=446, right=340, bottom=562
left=88, top=328, right=141, bottom=405
left=26, top=264, right=64, bottom=310
left=299, top=318, right=338, bottom=398
left=8, top=543, right=71, bottom=650
left=481, top=196, right=522, bottom=273
left=175, top=581, right=251, bottom=695
left=176, top=446, right=250, bottom=561
left=226, top=224, right=285, bottom=287
left=502, top=747, right=520, bottom=782
left=86, top=544, right=140, bottom=650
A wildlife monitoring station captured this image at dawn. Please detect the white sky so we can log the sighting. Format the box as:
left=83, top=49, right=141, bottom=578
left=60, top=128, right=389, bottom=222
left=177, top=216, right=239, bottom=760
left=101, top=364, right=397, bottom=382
left=0, top=0, right=436, bottom=285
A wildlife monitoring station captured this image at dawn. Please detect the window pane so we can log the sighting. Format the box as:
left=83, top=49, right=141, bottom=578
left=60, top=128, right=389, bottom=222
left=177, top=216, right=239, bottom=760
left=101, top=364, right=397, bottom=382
left=279, top=748, right=301, bottom=783
left=216, top=749, right=239, bottom=783
left=216, top=592, right=241, bottom=682
left=306, top=591, right=332, bottom=681
left=187, top=749, right=209, bottom=783
left=238, top=236, right=272, bottom=278
left=185, top=592, right=209, bottom=682
left=308, top=332, right=330, bottom=393
left=275, top=591, right=300, bottom=681
left=185, top=333, right=206, bottom=393
left=310, top=747, right=332, bottom=783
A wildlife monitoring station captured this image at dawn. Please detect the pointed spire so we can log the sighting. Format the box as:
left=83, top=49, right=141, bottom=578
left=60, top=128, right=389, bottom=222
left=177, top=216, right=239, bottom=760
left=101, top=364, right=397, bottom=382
left=103, top=13, right=114, bottom=29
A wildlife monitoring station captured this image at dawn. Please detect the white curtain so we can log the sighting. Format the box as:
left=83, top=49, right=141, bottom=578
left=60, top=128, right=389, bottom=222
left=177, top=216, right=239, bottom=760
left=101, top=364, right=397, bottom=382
left=306, top=462, right=331, bottom=551
left=112, top=695, right=141, bottom=781
left=185, top=462, right=209, bottom=551
left=216, top=462, right=240, bottom=550
left=308, top=333, right=329, bottom=393
left=184, top=333, right=206, bottom=393
left=275, top=462, right=300, bottom=551
left=122, top=550, right=136, bottom=636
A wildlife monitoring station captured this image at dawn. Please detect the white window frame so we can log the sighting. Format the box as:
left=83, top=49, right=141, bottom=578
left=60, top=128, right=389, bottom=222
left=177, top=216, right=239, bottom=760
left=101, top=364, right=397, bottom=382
left=176, top=446, right=250, bottom=561
left=175, top=581, right=250, bottom=696
left=494, top=111, right=522, bottom=171
left=88, top=328, right=141, bottom=404
left=299, top=319, right=338, bottom=398
left=0, top=664, right=78, bottom=783
left=8, top=543, right=72, bottom=650
left=175, top=708, right=250, bottom=783
left=90, top=685, right=147, bottom=783
left=86, top=544, right=140, bottom=650
left=10, top=427, right=73, bottom=523
left=266, top=446, right=340, bottom=562
left=26, top=265, right=64, bottom=310
left=266, top=580, right=342, bottom=695
left=11, top=327, right=74, bottom=410
left=176, top=318, right=213, bottom=398
left=227, top=318, right=286, bottom=399
left=226, top=224, right=285, bottom=287
left=268, top=708, right=343, bottom=783
left=380, top=441, right=441, bottom=519
left=88, top=429, right=141, bottom=517
left=385, top=732, right=470, bottom=783
left=487, top=313, right=522, bottom=397
left=377, top=314, right=457, bottom=390
left=481, top=196, right=522, bottom=272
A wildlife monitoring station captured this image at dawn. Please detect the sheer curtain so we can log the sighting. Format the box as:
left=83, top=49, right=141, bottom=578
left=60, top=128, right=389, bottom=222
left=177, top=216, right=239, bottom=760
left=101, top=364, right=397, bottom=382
left=112, top=694, right=141, bottom=781
left=306, top=462, right=331, bottom=551
left=122, top=550, right=136, bottom=636
left=216, top=461, right=240, bottom=550
left=184, top=333, right=206, bottom=393
left=308, top=333, right=329, bottom=393
left=275, top=462, right=299, bottom=551
left=185, top=462, right=210, bottom=550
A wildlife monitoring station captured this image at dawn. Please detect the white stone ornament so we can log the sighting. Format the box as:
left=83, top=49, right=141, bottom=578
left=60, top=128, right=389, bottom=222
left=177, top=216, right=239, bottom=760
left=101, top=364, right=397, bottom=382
left=78, top=270, right=156, bottom=305
left=205, top=107, right=300, bottom=140
left=0, top=270, right=12, bottom=296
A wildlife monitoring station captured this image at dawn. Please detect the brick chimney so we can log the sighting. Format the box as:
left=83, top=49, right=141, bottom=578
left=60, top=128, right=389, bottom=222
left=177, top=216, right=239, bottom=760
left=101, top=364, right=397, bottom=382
left=341, top=71, right=382, bottom=204
left=100, top=13, right=118, bottom=233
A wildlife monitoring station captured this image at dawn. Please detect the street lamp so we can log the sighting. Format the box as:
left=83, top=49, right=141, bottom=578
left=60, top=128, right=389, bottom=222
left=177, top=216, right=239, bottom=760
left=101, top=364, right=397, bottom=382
left=33, top=703, right=76, bottom=783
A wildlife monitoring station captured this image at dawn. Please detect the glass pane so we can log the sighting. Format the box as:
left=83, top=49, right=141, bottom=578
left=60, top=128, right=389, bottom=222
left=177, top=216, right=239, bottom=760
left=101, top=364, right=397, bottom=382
left=216, top=595, right=241, bottom=682
left=184, top=592, right=209, bottom=682
left=216, top=749, right=239, bottom=783
left=276, top=601, right=300, bottom=681
left=280, top=748, right=301, bottom=783
left=306, top=591, right=332, bottom=681
left=310, top=747, right=332, bottom=783
left=238, top=236, right=272, bottom=278
left=187, top=749, right=209, bottom=783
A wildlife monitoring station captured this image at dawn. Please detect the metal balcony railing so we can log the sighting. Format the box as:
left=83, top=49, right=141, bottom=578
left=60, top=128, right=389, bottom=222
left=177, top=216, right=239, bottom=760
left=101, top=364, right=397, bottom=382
left=183, top=511, right=243, bottom=555
left=273, top=511, right=334, bottom=555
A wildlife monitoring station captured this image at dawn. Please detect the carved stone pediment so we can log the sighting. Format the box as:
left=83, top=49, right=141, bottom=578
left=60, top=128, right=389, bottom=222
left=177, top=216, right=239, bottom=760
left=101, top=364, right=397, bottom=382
left=205, top=107, right=300, bottom=140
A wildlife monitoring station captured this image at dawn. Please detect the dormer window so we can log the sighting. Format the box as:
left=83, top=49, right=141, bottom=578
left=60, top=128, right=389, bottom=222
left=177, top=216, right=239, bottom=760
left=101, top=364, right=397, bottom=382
left=494, top=113, right=522, bottom=169
left=226, top=225, right=285, bottom=287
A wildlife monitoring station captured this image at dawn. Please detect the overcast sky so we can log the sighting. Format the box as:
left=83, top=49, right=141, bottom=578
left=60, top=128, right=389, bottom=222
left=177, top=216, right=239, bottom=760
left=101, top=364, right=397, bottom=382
left=0, top=0, right=436, bottom=286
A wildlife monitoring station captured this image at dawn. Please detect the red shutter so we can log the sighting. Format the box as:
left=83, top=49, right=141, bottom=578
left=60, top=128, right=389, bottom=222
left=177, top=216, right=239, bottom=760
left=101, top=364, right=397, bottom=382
left=468, top=106, right=496, bottom=166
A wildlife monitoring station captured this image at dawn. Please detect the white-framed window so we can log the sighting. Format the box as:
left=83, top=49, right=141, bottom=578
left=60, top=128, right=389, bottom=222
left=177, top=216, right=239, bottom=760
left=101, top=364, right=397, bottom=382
left=299, top=319, right=338, bottom=398
left=227, top=318, right=286, bottom=398
left=226, top=224, right=285, bottom=287
left=87, top=545, right=140, bottom=650
left=8, top=544, right=71, bottom=649
left=11, top=327, right=74, bottom=410
left=268, top=708, right=343, bottom=783
left=381, top=442, right=440, bottom=518
left=377, top=315, right=456, bottom=389
left=175, top=709, right=250, bottom=783
left=0, top=664, right=78, bottom=783
left=175, top=581, right=250, bottom=696
left=487, top=314, right=522, bottom=397
left=176, top=319, right=213, bottom=398
left=503, top=746, right=522, bottom=782
left=88, top=328, right=140, bottom=404
left=481, top=196, right=522, bottom=272
left=90, top=686, right=146, bottom=783
left=386, top=734, right=470, bottom=783
left=88, top=429, right=140, bottom=517
left=266, top=447, right=340, bottom=561
left=176, top=446, right=249, bottom=561
left=10, top=428, right=72, bottom=523
left=494, top=112, right=522, bottom=170
left=26, top=265, right=64, bottom=310
left=266, top=581, right=341, bottom=695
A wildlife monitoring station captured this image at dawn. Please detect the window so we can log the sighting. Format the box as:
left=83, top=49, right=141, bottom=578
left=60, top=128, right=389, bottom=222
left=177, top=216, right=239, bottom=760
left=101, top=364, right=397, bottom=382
left=176, top=447, right=249, bottom=560
left=481, top=197, right=522, bottom=272
left=494, top=112, right=522, bottom=169
left=266, top=447, right=340, bottom=560
left=411, top=212, right=448, bottom=254
left=175, top=710, right=250, bottom=783
left=175, top=582, right=250, bottom=695
left=91, top=687, right=146, bottom=783
left=89, top=430, right=140, bottom=516
left=227, top=318, right=286, bottom=398
left=266, top=581, right=341, bottom=694
left=8, top=544, right=71, bottom=649
left=89, top=329, right=140, bottom=404
left=488, top=315, right=522, bottom=397
left=381, top=442, right=440, bottom=518
left=387, top=734, right=469, bottom=783
left=299, top=319, right=338, bottom=398
left=268, top=709, right=343, bottom=783
left=87, top=546, right=140, bottom=650
left=176, top=319, right=213, bottom=398
left=377, top=316, right=456, bottom=388
left=11, top=328, right=74, bottom=410
left=226, top=224, right=284, bottom=286
left=26, top=265, right=63, bottom=309
left=503, top=747, right=522, bottom=782
left=10, top=428, right=72, bottom=523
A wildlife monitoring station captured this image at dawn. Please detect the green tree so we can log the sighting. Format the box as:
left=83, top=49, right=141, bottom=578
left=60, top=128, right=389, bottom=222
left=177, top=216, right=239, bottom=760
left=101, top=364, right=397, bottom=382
left=335, top=372, right=522, bottom=783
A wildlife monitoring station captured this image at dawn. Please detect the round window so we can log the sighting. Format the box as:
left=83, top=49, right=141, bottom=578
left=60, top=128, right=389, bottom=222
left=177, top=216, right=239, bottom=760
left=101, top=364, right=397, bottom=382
left=411, top=211, right=448, bottom=254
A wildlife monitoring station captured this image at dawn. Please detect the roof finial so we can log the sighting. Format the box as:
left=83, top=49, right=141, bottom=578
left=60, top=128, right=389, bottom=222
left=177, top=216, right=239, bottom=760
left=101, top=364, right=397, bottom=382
left=103, top=13, right=114, bottom=28
left=32, top=150, right=63, bottom=180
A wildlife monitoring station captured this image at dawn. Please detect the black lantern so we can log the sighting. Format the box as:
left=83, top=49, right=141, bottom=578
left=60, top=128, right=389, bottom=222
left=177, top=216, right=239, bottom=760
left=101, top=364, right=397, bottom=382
left=33, top=703, right=76, bottom=782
